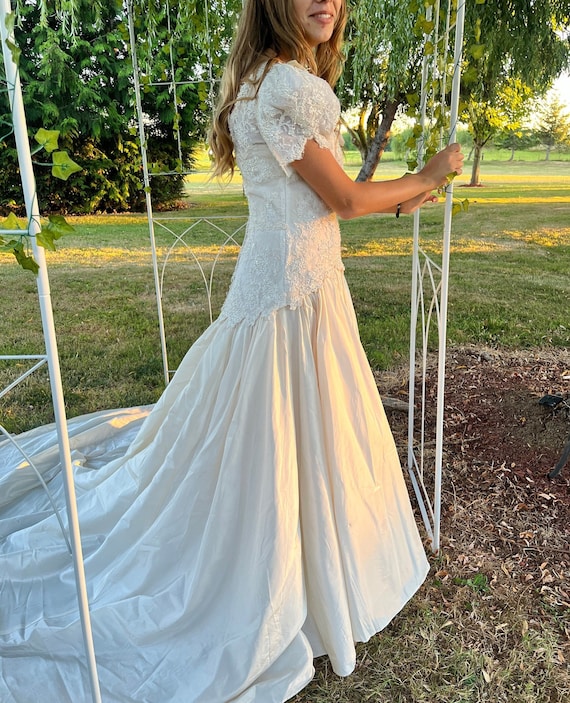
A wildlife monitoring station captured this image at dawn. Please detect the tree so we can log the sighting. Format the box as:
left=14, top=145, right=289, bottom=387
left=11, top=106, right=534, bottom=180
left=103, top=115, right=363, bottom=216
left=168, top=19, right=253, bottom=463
left=339, top=0, right=425, bottom=181
left=461, top=0, right=570, bottom=185
left=0, top=0, right=241, bottom=213
left=536, top=94, right=570, bottom=159
left=493, top=127, right=539, bottom=161
left=465, top=78, right=533, bottom=183
left=340, top=0, right=570, bottom=183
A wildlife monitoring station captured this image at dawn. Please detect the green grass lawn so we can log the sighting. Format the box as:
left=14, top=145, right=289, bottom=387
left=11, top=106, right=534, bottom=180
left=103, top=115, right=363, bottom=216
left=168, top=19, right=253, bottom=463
left=1, top=157, right=569, bottom=432
left=1, top=156, right=569, bottom=702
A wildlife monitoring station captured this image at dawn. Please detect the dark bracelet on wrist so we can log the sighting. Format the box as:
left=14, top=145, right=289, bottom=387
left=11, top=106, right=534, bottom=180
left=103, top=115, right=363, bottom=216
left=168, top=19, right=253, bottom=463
left=395, top=203, right=401, bottom=218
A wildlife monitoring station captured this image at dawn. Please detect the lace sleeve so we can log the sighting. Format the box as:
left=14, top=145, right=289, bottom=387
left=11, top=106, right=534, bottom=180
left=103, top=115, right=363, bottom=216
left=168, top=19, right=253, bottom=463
left=256, top=62, right=340, bottom=177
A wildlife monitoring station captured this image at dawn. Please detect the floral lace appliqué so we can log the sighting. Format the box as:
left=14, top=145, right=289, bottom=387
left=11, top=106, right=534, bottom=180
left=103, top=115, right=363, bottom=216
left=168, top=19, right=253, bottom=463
left=221, top=62, right=345, bottom=326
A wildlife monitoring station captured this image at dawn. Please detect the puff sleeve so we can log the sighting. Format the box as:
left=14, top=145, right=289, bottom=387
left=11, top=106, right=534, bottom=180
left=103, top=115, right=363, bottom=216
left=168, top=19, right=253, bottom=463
left=256, top=62, right=341, bottom=177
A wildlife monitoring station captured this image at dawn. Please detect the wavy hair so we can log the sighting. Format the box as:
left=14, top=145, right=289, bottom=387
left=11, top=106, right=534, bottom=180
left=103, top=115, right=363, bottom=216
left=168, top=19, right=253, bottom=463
left=209, top=0, right=346, bottom=178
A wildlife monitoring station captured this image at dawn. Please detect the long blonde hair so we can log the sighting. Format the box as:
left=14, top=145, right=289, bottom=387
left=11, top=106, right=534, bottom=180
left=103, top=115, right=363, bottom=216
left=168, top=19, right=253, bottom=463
left=209, top=0, right=346, bottom=178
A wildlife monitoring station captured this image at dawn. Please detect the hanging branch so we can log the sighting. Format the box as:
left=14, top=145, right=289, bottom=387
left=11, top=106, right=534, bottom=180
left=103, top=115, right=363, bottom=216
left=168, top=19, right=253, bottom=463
left=405, top=0, right=473, bottom=215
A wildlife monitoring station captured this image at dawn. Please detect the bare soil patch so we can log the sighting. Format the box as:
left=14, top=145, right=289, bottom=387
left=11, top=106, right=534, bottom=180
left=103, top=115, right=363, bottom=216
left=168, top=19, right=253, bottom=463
left=380, top=344, right=570, bottom=518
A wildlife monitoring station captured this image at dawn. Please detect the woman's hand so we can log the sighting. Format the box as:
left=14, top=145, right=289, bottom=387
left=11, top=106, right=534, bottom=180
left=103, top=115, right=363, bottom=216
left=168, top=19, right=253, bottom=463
left=398, top=191, right=438, bottom=216
left=419, top=143, right=464, bottom=189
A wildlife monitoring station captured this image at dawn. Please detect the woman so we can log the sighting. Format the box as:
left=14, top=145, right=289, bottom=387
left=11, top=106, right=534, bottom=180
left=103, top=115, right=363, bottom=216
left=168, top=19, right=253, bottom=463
left=0, top=1, right=463, bottom=702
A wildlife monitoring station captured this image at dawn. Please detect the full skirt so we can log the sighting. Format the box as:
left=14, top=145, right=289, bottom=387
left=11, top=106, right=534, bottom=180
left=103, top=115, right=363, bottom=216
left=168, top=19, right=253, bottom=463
left=0, top=271, right=429, bottom=702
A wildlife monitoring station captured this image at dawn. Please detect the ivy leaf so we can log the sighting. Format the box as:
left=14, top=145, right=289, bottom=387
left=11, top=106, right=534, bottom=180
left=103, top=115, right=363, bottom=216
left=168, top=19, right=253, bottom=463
left=406, top=92, right=419, bottom=107
left=35, top=128, right=60, bottom=153
left=0, top=212, right=25, bottom=231
left=13, top=242, right=39, bottom=274
left=4, top=10, right=15, bottom=34
left=419, top=18, right=435, bottom=34
left=51, top=151, right=82, bottom=180
left=5, top=38, right=21, bottom=66
left=36, top=230, right=57, bottom=251
left=45, top=214, right=75, bottom=237
left=469, top=44, right=486, bottom=60
left=0, top=238, right=20, bottom=253
left=462, top=66, right=479, bottom=85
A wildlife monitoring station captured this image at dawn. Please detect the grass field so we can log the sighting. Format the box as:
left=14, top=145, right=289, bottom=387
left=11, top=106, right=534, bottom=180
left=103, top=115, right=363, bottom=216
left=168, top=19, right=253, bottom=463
left=1, top=155, right=569, bottom=703
left=1, top=156, right=569, bottom=432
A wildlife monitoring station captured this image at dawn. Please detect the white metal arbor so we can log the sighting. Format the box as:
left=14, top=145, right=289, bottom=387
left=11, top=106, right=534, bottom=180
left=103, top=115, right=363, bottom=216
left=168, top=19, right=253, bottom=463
left=126, top=0, right=247, bottom=384
left=407, top=0, right=467, bottom=553
left=0, top=1, right=102, bottom=700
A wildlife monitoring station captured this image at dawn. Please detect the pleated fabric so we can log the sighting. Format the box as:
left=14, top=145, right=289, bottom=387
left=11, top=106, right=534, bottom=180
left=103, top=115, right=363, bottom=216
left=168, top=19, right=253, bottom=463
left=0, top=270, right=429, bottom=702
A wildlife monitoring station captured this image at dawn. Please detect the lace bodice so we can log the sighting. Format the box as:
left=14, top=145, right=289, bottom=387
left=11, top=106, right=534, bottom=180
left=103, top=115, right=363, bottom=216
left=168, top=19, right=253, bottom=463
left=219, top=61, right=345, bottom=326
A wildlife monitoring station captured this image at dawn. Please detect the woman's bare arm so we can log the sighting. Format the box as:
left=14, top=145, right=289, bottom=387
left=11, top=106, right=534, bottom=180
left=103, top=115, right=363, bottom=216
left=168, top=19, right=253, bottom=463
left=291, top=140, right=464, bottom=220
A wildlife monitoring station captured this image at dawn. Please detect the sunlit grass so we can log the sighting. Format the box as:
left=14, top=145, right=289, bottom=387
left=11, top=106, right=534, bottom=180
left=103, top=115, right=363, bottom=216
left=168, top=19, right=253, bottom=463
left=500, top=227, right=570, bottom=247
left=1, top=159, right=570, bottom=424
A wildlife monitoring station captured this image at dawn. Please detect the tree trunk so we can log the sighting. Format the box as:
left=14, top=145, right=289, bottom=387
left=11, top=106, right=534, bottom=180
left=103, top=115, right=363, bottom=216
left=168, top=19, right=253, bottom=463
left=470, top=142, right=483, bottom=185
left=341, top=118, right=367, bottom=162
left=545, top=145, right=551, bottom=161
left=356, top=99, right=401, bottom=182
left=509, top=146, right=514, bottom=161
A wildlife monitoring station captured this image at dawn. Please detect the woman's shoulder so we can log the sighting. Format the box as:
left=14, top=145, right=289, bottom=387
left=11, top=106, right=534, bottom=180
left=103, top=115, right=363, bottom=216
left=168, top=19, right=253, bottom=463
left=261, top=59, right=326, bottom=93
left=257, top=60, right=336, bottom=114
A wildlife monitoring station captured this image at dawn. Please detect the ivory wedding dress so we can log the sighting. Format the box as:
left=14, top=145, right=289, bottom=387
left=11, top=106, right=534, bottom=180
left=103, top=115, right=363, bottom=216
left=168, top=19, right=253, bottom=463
left=0, top=61, right=429, bottom=703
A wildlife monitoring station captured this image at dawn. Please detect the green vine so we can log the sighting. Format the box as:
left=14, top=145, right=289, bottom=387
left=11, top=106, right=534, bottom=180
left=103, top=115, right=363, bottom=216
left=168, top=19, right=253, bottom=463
left=32, top=128, right=82, bottom=180
left=405, top=0, right=486, bottom=216
left=0, top=127, right=79, bottom=273
left=0, top=211, right=74, bottom=274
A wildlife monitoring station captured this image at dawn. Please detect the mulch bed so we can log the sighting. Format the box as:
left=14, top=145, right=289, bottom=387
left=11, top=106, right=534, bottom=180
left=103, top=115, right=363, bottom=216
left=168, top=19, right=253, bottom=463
left=378, top=345, right=570, bottom=629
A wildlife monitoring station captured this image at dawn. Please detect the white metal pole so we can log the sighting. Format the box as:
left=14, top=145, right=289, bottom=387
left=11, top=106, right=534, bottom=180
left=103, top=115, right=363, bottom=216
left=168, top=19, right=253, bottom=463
left=433, top=0, right=467, bottom=552
left=407, top=4, right=432, bottom=498
left=127, top=0, right=170, bottom=386
left=0, top=4, right=102, bottom=701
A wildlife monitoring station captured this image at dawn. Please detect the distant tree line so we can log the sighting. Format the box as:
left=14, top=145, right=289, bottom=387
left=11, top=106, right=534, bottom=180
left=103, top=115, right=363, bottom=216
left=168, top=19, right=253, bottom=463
left=374, top=94, right=570, bottom=163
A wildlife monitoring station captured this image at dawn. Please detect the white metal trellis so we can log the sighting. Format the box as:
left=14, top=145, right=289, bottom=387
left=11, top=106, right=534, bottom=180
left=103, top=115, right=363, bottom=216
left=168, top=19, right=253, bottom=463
left=126, top=0, right=247, bottom=384
left=1, top=0, right=467, bottom=700
left=0, top=2, right=102, bottom=701
left=407, top=0, right=467, bottom=553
